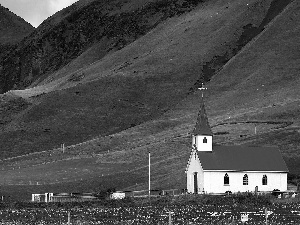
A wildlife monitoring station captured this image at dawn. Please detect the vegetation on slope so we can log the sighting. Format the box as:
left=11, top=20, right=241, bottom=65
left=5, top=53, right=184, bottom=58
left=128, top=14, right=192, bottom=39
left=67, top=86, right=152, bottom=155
left=0, top=4, right=34, bottom=91
left=0, top=0, right=298, bottom=198
left=0, top=0, right=208, bottom=93
left=193, top=0, right=293, bottom=87
left=0, top=0, right=284, bottom=159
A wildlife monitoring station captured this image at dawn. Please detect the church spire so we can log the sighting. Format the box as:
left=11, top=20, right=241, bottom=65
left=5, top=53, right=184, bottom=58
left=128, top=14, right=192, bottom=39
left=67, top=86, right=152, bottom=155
left=192, top=83, right=212, bottom=136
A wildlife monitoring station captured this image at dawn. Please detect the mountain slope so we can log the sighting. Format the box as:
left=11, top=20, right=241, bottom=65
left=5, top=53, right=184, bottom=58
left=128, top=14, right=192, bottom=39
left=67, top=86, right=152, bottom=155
left=208, top=0, right=300, bottom=174
left=0, top=0, right=298, bottom=200
left=0, top=4, right=34, bottom=45
left=0, top=0, right=211, bottom=93
left=0, top=0, right=284, bottom=159
left=0, top=0, right=300, bottom=201
left=0, top=4, right=34, bottom=83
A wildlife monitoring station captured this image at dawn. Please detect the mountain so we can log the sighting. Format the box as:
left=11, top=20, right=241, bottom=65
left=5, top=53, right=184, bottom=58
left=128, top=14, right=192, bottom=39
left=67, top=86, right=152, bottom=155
left=0, top=4, right=34, bottom=45
left=0, top=0, right=299, bottom=200
left=0, top=4, right=34, bottom=93
left=0, top=0, right=211, bottom=93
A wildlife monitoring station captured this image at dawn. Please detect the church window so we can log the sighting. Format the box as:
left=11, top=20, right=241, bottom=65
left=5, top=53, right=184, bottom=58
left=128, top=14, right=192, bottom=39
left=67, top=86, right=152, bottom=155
left=262, top=175, right=267, bottom=185
left=203, top=137, right=207, bottom=143
left=243, top=174, right=248, bottom=185
left=224, top=173, right=229, bottom=185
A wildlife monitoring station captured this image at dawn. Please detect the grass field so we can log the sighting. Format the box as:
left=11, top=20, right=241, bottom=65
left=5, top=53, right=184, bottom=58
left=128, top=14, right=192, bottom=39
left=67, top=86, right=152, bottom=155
left=1, top=194, right=300, bottom=224
left=0, top=0, right=300, bottom=199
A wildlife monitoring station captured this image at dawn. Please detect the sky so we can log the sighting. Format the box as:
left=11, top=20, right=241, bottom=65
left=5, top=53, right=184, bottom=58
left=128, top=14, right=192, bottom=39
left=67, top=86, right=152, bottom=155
left=0, top=0, right=79, bottom=28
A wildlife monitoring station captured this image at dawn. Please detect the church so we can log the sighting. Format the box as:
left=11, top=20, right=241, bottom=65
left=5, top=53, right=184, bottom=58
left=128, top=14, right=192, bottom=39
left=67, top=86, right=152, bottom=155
left=185, top=89, right=288, bottom=194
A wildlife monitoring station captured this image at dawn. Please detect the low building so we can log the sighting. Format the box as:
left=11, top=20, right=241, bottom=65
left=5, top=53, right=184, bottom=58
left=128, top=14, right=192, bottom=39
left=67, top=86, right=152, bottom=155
left=110, top=192, right=126, bottom=200
left=32, top=192, right=98, bottom=202
left=32, top=193, right=53, bottom=202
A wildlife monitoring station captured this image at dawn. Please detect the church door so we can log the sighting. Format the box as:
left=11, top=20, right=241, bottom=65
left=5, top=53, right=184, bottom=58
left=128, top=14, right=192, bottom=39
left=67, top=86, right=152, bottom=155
left=194, top=172, right=198, bottom=194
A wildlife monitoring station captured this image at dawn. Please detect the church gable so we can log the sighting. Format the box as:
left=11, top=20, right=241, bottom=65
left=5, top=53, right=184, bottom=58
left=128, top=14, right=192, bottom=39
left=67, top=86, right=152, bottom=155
left=185, top=147, right=202, bottom=173
left=186, top=146, right=204, bottom=193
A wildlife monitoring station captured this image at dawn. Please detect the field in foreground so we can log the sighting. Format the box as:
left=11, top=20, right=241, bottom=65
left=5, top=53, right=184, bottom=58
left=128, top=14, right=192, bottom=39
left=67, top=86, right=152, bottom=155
left=1, top=194, right=300, bottom=224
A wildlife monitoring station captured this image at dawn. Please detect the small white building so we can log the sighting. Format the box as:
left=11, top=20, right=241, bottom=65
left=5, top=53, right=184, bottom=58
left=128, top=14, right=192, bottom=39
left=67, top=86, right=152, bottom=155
left=186, top=95, right=288, bottom=194
left=110, top=192, right=126, bottom=200
left=32, top=193, right=53, bottom=202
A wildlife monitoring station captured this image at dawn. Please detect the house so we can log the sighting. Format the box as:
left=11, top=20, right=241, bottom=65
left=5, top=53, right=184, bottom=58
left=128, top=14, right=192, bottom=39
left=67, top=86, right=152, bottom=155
left=110, top=191, right=126, bottom=200
left=32, top=193, right=53, bottom=202
left=185, top=93, right=288, bottom=194
left=31, top=192, right=98, bottom=202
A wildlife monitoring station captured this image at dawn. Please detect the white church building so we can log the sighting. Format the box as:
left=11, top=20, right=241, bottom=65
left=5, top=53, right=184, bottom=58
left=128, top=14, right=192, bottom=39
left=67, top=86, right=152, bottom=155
left=186, top=92, right=288, bottom=194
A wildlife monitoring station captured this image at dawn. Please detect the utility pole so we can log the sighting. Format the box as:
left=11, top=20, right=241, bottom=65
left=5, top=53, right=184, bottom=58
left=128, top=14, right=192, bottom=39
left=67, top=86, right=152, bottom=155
left=169, top=211, right=172, bottom=225
left=148, top=151, right=151, bottom=202
left=265, top=208, right=268, bottom=225
left=62, top=143, right=65, bottom=153
left=68, top=211, right=71, bottom=225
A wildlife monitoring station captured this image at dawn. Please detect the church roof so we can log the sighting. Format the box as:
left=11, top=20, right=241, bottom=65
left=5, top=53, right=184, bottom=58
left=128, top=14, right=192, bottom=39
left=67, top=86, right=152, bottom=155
left=197, top=145, right=288, bottom=172
left=192, top=97, right=213, bottom=136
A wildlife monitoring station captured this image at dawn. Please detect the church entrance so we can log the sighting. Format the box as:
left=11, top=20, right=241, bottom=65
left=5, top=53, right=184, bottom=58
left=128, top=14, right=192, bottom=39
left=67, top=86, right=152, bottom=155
left=194, top=172, right=198, bottom=194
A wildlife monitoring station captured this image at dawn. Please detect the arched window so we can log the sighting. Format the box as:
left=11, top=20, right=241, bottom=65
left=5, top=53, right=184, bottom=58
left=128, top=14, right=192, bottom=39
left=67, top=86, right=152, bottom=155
left=203, top=137, right=207, bottom=143
left=262, top=175, right=267, bottom=185
left=243, top=174, right=248, bottom=185
left=224, top=173, right=229, bottom=185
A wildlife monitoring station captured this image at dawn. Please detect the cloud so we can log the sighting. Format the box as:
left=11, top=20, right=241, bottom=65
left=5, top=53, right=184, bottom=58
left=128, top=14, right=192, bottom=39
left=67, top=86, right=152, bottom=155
left=0, top=0, right=79, bottom=27
left=26, top=13, right=47, bottom=28
left=48, top=0, right=79, bottom=14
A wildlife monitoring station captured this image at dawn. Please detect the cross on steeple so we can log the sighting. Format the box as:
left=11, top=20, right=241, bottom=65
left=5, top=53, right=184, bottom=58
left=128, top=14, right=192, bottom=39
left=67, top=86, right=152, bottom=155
left=193, top=82, right=212, bottom=137
left=198, top=83, right=207, bottom=98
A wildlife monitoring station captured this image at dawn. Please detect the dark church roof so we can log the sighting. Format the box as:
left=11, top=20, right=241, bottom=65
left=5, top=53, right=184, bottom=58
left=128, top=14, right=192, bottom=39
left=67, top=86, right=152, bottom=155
left=197, top=145, right=288, bottom=172
left=192, top=97, right=213, bottom=136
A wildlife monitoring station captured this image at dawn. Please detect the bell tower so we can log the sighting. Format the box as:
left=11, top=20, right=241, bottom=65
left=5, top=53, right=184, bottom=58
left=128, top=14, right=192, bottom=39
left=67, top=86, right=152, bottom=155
left=192, top=84, right=213, bottom=152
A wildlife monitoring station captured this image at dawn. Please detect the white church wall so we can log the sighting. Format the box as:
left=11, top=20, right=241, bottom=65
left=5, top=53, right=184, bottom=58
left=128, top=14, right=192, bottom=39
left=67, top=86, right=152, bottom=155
left=192, top=135, right=212, bottom=151
left=203, top=171, right=287, bottom=194
left=186, top=152, right=204, bottom=193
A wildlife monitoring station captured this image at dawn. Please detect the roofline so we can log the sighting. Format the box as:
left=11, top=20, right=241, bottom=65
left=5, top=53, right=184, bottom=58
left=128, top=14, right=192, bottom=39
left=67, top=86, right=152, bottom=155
left=203, top=170, right=289, bottom=173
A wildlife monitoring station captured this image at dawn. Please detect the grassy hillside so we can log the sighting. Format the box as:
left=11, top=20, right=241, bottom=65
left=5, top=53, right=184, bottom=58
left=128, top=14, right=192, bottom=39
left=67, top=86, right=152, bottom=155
left=0, top=0, right=210, bottom=93
left=208, top=0, right=300, bottom=176
left=2, top=0, right=284, bottom=157
left=0, top=0, right=299, bottom=200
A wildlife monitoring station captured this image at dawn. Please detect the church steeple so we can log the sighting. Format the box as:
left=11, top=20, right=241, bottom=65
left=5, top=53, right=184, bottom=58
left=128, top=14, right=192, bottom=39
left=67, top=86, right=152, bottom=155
left=192, top=96, right=213, bottom=136
left=192, top=84, right=213, bottom=151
